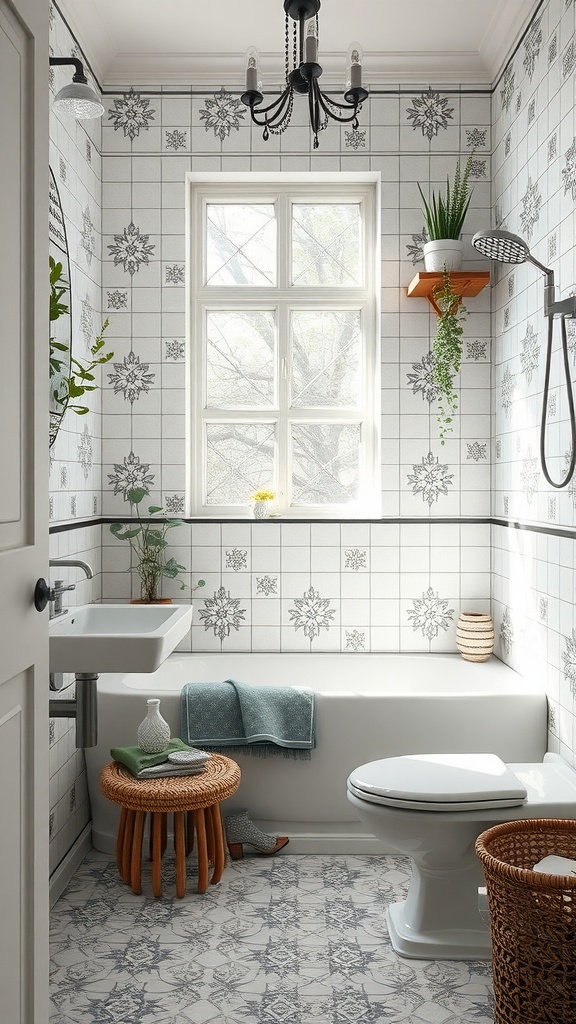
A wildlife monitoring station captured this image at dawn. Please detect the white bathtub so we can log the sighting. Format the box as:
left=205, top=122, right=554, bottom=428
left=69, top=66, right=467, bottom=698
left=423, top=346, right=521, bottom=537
left=86, top=653, right=548, bottom=855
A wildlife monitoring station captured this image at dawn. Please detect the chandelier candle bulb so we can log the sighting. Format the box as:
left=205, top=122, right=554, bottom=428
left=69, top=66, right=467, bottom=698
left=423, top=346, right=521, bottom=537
left=245, top=47, right=258, bottom=92
left=305, top=22, right=318, bottom=63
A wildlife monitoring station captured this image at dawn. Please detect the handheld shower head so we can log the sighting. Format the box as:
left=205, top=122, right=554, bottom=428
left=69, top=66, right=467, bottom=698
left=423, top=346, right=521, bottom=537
left=471, top=229, right=530, bottom=264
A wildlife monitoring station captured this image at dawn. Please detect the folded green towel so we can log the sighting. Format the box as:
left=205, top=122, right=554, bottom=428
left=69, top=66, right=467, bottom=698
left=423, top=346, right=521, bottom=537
left=110, top=738, right=191, bottom=776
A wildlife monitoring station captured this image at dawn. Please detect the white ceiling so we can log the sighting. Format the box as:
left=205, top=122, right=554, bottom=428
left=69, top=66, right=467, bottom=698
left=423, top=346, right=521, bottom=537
left=57, top=0, right=541, bottom=88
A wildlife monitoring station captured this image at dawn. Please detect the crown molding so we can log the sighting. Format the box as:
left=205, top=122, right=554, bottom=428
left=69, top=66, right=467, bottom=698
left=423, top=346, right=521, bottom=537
left=479, top=0, right=542, bottom=83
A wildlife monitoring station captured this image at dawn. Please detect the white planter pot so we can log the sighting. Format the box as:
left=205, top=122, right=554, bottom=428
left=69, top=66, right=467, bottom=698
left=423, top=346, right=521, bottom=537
left=423, top=239, right=463, bottom=272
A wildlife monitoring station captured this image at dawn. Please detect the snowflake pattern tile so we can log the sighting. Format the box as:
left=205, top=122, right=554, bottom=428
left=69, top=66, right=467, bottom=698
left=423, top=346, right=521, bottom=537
left=164, top=339, right=186, bottom=361
left=500, top=63, right=515, bottom=112
left=470, top=159, right=487, bottom=179
left=495, top=438, right=502, bottom=459
left=198, top=586, right=246, bottom=640
left=108, top=351, right=155, bottom=404
left=521, top=447, right=539, bottom=505
left=345, top=129, right=366, bottom=150
left=562, top=631, right=576, bottom=693
left=107, top=451, right=154, bottom=498
left=562, top=139, right=576, bottom=200
left=539, top=597, right=548, bottom=623
left=527, top=98, right=536, bottom=125
left=199, top=87, right=246, bottom=140
left=508, top=274, right=515, bottom=298
left=501, top=365, right=517, bottom=418
left=466, top=340, right=488, bottom=361
left=406, top=89, right=454, bottom=139
left=256, top=575, right=278, bottom=596
left=289, top=587, right=336, bottom=640
left=466, top=128, right=487, bottom=149
left=163, top=494, right=185, bottom=514
left=80, top=206, right=95, bottom=265
left=165, top=128, right=187, bottom=150
left=77, top=424, right=93, bottom=480
left=500, top=608, right=514, bottom=657
left=407, top=451, right=454, bottom=507
left=548, top=496, right=556, bottom=520
left=549, top=34, right=558, bottom=64
left=225, top=548, right=248, bottom=572
left=523, top=15, right=542, bottom=80
left=108, top=222, right=155, bottom=276
left=86, top=139, right=92, bottom=163
left=108, top=88, right=155, bottom=140
left=549, top=392, right=557, bottom=418
left=107, top=289, right=128, bottom=310
left=345, top=629, right=366, bottom=651
left=520, top=323, right=540, bottom=385
left=406, top=228, right=428, bottom=265
left=165, top=264, right=185, bottom=285
left=407, top=587, right=454, bottom=641
left=466, top=442, right=487, bottom=462
left=406, top=351, right=438, bottom=402
left=79, top=295, right=93, bottom=349
left=344, top=549, right=367, bottom=571
left=515, top=92, right=522, bottom=115
left=519, top=176, right=542, bottom=241
left=58, top=156, right=66, bottom=182
left=70, top=495, right=76, bottom=518
left=563, top=39, right=576, bottom=78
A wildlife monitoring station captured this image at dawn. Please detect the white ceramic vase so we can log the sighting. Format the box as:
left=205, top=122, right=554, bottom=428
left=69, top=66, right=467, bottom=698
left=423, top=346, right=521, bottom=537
left=456, top=612, right=494, bottom=663
left=253, top=500, right=270, bottom=519
left=137, top=698, right=171, bottom=753
left=423, top=239, right=463, bottom=272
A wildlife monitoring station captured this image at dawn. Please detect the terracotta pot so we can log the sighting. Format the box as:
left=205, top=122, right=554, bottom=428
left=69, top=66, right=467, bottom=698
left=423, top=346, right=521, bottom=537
left=423, top=239, right=463, bottom=272
left=130, top=598, right=173, bottom=605
left=456, top=612, right=494, bottom=663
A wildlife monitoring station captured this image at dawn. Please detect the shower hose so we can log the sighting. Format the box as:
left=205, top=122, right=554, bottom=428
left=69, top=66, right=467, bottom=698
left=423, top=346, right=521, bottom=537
left=540, top=314, right=576, bottom=488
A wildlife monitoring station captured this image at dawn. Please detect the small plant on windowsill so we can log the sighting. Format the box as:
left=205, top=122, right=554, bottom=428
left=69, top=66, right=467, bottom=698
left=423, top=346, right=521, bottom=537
left=110, top=487, right=205, bottom=603
left=250, top=489, right=276, bottom=519
left=431, top=270, right=467, bottom=444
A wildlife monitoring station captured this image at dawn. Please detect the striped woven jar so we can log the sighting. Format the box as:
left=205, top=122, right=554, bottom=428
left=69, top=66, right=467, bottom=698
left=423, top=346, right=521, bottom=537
left=456, top=612, right=494, bottom=663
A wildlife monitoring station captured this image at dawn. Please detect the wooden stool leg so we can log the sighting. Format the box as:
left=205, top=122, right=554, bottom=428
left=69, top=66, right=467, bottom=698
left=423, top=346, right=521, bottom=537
left=116, top=807, right=127, bottom=877
left=130, top=811, right=145, bottom=895
left=195, top=808, right=209, bottom=894
left=174, top=812, right=186, bottom=898
left=186, top=811, right=195, bottom=855
left=209, top=804, right=225, bottom=885
left=161, top=814, right=168, bottom=857
left=151, top=812, right=163, bottom=898
left=122, top=810, right=135, bottom=884
left=205, top=806, right=215, bottom=864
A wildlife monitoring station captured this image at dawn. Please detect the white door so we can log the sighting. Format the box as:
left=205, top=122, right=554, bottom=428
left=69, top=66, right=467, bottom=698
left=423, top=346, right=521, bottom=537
left=0, top=0, right=49, bottom=1021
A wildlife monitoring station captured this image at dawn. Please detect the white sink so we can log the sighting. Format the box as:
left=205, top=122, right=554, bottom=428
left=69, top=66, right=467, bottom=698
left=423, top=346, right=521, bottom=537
left=49, top=604, right=194, bottom=673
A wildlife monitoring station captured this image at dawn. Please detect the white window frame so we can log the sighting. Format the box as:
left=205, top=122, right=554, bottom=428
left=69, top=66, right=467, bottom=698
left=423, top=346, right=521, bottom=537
left=186, top=172, right=381, bottom=518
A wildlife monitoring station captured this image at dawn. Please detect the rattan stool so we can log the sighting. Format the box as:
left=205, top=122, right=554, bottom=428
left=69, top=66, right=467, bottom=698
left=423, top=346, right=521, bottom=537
left=100, top=754, right=241, bottom=897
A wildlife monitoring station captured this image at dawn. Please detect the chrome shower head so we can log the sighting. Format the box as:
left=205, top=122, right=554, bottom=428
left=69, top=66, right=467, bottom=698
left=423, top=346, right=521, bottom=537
left=471, top=229, right=530, bottom=264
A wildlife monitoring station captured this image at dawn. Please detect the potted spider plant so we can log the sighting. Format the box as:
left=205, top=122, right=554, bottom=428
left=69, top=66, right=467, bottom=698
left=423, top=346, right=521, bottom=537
left=110, top=487, right=205, bottom=603
left=418, top=155, right=474, bottom=271
left=431, top=270, right=467, bottom=443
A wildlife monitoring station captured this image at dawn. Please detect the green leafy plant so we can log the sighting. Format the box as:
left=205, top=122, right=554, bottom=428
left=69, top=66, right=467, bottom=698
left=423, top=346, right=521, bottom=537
left=50, top=256, right=113, bottom=419
left=418, top=155, right=474, bottom=240
left=110, top=487, right=205, bottom=603
left=431, top=271, right=467, bottom=443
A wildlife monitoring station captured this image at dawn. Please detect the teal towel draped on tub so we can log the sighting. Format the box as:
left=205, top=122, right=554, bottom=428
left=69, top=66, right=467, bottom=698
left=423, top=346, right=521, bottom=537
left=180, top=679, right=316, bottom=759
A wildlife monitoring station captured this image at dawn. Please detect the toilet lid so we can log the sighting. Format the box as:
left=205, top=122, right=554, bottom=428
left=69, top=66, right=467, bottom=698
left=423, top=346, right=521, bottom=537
left=347, top=753, right=528, bottom=811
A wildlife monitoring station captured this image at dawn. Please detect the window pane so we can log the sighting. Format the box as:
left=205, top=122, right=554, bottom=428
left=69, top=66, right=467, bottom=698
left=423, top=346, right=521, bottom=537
left=291, top=310, right=361, bottom=407
left=292, top=204, right=361, bottom=286
left=206, top=311, right=276, bottom=408
left=291, top=423, right=361, bottom=504
left=206, top=204, right=276, bottom=286
left=206, top=423, right=275, bottom=505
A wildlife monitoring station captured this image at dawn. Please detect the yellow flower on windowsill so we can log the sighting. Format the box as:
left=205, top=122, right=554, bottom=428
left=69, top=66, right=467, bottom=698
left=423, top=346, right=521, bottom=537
left=250, top=489, right=275, bottom=502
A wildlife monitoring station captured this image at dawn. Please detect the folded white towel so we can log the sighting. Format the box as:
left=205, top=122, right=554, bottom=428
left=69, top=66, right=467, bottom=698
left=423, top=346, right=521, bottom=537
left=533, top=855, right=576, bottom=876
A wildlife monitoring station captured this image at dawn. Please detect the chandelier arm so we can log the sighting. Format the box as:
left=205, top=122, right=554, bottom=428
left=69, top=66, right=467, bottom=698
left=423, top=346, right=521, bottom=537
left=316, top=90, right=360, bottom=124
left=248, top=87, right=293, bottom=126
left=309, top=78, right=321, bottom=139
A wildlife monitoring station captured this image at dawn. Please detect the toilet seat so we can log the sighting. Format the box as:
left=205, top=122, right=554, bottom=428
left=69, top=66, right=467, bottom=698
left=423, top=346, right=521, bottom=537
left=347, top=752, right=528, bottom=812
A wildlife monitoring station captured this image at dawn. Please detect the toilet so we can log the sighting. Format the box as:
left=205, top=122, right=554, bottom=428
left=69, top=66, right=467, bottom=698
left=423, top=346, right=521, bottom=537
left=347, top=752, right=576, bottom=960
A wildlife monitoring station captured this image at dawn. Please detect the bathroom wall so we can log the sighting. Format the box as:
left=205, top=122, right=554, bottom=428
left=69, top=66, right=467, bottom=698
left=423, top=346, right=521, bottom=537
left=490, top=0, right=576, bottom=767
left=48, top=6, right=103, bottom=874
left=98, top=82, right=493, bottom=653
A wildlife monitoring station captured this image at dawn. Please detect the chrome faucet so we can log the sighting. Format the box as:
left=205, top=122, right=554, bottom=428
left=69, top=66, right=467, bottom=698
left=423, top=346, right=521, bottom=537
left=48, top=559, right=94, bottom=617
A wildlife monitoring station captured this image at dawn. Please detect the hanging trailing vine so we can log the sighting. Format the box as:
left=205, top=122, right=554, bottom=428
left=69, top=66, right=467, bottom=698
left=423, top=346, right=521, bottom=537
left=431, top=270, right=467, bottom=443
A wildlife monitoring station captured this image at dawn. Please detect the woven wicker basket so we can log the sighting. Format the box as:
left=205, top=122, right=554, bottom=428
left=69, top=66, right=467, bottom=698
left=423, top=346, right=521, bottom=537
left=475, top=819, right=576, bottom=1024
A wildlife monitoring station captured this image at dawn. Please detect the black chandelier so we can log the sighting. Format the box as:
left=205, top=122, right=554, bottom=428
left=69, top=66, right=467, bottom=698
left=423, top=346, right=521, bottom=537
left=241, top=0, right=367, bottom=149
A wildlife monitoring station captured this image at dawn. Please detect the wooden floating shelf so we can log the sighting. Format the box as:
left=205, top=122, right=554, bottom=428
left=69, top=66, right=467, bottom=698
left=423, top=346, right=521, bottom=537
left=406, top=271, right=491, bottom=315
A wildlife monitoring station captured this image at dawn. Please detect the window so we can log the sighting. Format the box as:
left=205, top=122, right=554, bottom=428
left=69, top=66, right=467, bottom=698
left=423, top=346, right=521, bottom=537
left=187, top=173, right=380, bottom=517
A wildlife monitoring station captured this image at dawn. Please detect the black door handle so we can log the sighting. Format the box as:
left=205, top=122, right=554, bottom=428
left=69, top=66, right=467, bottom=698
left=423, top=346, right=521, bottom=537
left=34, top=578, right=51, bottom=612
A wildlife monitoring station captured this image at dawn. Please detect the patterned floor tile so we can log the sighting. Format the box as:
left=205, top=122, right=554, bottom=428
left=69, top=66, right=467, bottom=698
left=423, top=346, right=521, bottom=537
left=50, top=852, right=493, bottom=1023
